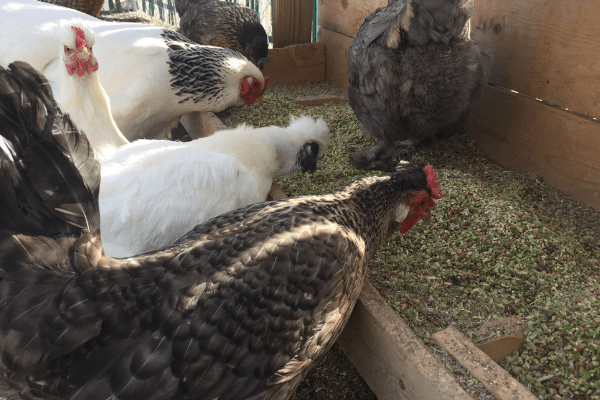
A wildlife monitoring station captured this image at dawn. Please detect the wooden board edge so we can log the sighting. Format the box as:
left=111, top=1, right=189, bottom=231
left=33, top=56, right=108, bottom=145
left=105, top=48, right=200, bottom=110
left=431, top=326, right=538, bottom=400
left=338, top=282, right=472, bottom=400
left=179, top=111, right=227, bottom=139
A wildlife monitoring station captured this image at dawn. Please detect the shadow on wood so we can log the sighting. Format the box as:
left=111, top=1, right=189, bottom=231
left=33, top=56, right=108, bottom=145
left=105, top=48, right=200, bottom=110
left=467, top=84, right=600, bottom=211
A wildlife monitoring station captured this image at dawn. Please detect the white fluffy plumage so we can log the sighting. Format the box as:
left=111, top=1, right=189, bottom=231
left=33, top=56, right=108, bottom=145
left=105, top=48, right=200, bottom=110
left=0, top=13, right=128, bottom=157
left=0, top=0, right=267, bottom=141
left=99, top=116, right=330, bottom=257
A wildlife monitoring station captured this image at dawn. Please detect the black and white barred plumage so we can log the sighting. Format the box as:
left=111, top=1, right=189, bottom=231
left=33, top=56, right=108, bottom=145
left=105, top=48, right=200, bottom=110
left=161, top=29, right=251, bottom=104
left=0, top=0, right=267, bottom=141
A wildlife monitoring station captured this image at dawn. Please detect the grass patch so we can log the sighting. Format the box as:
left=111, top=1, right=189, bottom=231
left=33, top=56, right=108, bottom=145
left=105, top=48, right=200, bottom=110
left=217, top=82, right=600, bottom=400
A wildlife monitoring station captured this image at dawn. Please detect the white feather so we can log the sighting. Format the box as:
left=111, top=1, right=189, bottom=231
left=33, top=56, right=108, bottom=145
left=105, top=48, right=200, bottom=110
left=99, top=117, right=330, bottom=258
left=0, top=11, right=129, bottom=157
left=0, top=0, right=265, bottom=141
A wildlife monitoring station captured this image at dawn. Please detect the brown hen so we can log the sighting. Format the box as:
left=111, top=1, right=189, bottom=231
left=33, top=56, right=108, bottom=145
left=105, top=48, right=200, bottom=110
left=0, top=62, right=443, bottom=400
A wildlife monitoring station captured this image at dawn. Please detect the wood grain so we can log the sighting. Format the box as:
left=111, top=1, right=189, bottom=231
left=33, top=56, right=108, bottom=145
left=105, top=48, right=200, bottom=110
left=471, top=0, right=600, bottom=118
left=318, top=0, right=386, bottom=38
left=467, top=84, right=600, bottom=211
left=261, top=43, right=325, bottom=85
left=272, top=0, right=313, bottom=48
left=338, top=282, right=471, bottom=400
left=431, top=326, right=538, bottom=400
left=317, top=27, right=353, bottom=90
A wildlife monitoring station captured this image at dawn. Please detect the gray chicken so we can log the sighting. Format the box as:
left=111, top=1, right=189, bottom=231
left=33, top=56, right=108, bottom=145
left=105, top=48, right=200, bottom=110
left=176, top=0, right=270, bottom=70
left=0, top=62, right=444, bottom=400
left=348, top=0, right=492, bottom=171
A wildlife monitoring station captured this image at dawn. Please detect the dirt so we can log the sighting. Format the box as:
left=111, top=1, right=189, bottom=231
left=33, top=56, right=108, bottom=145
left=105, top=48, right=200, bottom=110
left=293, top=344, right=378, bottom=400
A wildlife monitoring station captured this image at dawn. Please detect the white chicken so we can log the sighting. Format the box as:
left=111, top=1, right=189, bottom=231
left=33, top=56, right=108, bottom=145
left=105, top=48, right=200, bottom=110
left=0, top=0, right=268, bottom=141
left=3, top=20, right=128, bottom=157
left=100, top=116, right=330, bottom=257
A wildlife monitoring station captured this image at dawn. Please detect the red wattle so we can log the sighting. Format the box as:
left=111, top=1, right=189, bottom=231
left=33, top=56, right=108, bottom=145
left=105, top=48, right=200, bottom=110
left=261, top=77, right=269, bottom=95
left=399, top=213, right=421, bottom=234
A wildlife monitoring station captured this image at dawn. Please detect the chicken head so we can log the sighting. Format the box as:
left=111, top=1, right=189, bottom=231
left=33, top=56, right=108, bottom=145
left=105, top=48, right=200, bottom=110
left=240, top=75, right=268, bottom=105
left=63, top=26, right=98, bottom=77
left=398, top=165, right=445, bottom=234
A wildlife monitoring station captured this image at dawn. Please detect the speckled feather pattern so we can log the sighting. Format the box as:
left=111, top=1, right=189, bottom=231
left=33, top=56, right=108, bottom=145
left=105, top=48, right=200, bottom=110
left=0, top=169, right=430, bottom=400
left=161, top=29, right=249, bottom=104
left=0, top=63, right=431, bottom=400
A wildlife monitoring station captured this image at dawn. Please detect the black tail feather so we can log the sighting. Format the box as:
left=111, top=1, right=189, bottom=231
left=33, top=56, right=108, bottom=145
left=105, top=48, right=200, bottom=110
left=0, top=61, right=100, bottom=238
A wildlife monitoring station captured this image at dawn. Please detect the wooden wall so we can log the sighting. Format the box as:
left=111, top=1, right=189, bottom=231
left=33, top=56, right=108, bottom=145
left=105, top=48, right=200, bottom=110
left=317, top=0, right=386, bottom=89
left=469, top=0, right=600, bottom=211
left=272, top=0, right=313, bottom=48
left=317, top=0, right=600, bottom=211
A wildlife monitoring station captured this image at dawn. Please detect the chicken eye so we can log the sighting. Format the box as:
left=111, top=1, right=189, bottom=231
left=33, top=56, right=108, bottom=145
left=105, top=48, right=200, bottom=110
left=65, top=46, right=71, bottom=52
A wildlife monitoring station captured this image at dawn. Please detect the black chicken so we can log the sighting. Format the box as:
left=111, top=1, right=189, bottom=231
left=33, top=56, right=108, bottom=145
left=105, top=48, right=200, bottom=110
left=176, top=0, right=270, bottom=70
left=348, top=0, right=492, bottom=171
left=0, top=62, right=443, bottom=400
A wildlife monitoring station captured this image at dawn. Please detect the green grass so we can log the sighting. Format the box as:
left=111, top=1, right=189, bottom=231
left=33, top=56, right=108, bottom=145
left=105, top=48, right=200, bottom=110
left=217, top=82, right=600, bottom=400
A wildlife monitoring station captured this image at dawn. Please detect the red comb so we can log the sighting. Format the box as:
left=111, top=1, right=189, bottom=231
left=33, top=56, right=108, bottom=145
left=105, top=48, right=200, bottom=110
left=425, top=165, right=444, bottom=200
left=71, top=26, right=87, bottom=50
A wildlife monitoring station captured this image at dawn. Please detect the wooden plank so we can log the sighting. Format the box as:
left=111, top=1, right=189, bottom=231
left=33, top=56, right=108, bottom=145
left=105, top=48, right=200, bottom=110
left=294, top=95, right=348, bottom=107
left=338, top=282, right=471, bottom=400
left=467, top=84, right=600, bottom=211
left=317, top=27, right=352, bottom=90
left=179, top=111, right=226, bottom=139
left=476, top=336, right=526, bottom=363
left=272, top=0, right=312, bottom=48
left=261, top=43, right=325, bottom=85
left=318, top=0, right=386, bottom=38
left=266, top=183, right=287, bottom=201
left=471, top=0, right=600, bottom=118
left=431, top=327, right=538, bottom=400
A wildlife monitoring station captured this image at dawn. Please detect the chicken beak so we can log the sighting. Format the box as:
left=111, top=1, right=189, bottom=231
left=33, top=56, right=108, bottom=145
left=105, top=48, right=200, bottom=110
left=78, top=48, right=91, bottom=62
left=256, top=95, right=264, bottom=105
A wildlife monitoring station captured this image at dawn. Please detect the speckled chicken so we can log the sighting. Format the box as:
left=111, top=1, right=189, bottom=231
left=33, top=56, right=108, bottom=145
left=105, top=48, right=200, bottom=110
left=348, top=0, right=492, bottom=171
left=176, top=0, right=269, bottom=70
left=0, top=62, right=444, bottom=400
